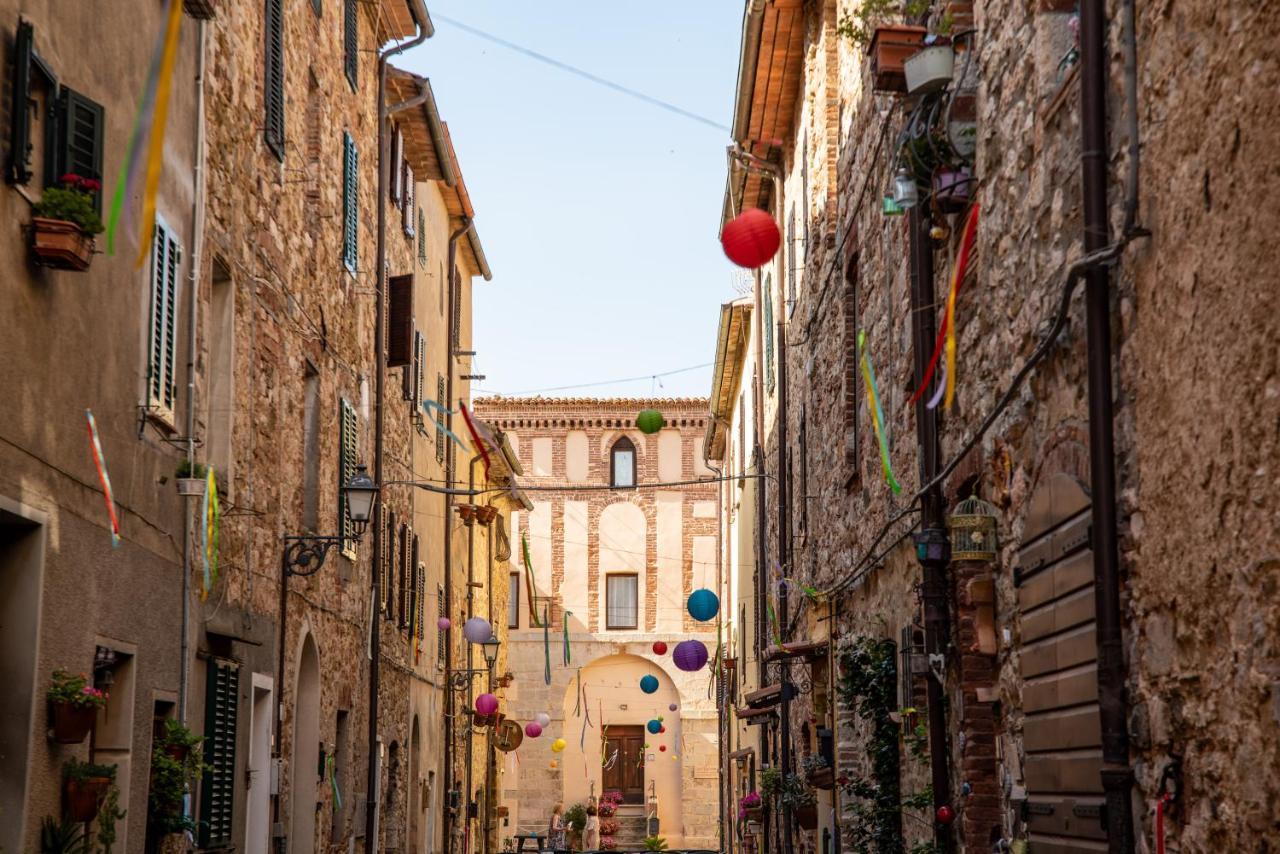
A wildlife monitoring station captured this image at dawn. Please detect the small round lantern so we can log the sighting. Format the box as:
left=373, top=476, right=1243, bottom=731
left=525, top=722, right=543, bottom=739
left=549, top=760, right=558, bottom=769
left=647, top=719, right=662, bottom=735
left=551, top=738, right=567, bottom=753
left=437, top=617, right=451, bottom=631
left=659, top=745, right=666, bottom=752
left=673, top=640, right=709, bottom=672
left=636, top=409, right=665, bottom=435
left=721, top=208, right=781, bottom=269
left=475, top=693, right=499, bottom=717
left=668, top=703, right=678, bottom=712
left=652, top=641, right=668, bottom=656
left=936, top=804, right=956, bottom=825
left=639, top=675, right=659, bottom=694
left=687, top=589, right=719, bottom=622
left=948, top=495, right=999, bottom=562
left=535, top=712, right=551, bottom=729
left=463, top=617, right=493, bottom=644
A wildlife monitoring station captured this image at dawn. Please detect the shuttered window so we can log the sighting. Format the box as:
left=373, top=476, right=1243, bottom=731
left=51, top=88, right=104, bottom=205
left=418, top=209, right=427, bottom=264
left=343, top=0, right=358, bottom=89
left=264, top=0, right=284, bottom=159
left=435, top=374, right=446, bottom=463
left=381, top=511, right=395, bottom=617
left=402, top=162, right=415, bottom=237
left=436, top=583, right=446, bottom=670
left=339, top=398, right=357, bottom=558
left=387, top=275, right=414, bottom=368
left=764, top=274, right=776, bottom=395
left=409, top=535, right=421, bottom=637
left=606, top=574, right=639, bottom=630
left=146, top=218, right=182, bottom=421
left=398, top=523, right=410, bottom=629
left=390, top=127, right=403, bottom=202
left=199, top=660, right=239, bottom=848
left=342, top=132, right=358, bottom=273
left=413, top=332, right=426, bottom=411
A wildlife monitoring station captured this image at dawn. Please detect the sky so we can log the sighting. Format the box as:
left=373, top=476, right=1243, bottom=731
left=397, top=2, right=747, bottom=400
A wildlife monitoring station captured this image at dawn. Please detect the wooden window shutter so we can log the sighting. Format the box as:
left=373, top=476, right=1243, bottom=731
left=436, top=583, right=446, bottom=670
left=343, top=0, right=358, bottom=89
left=8, top=20, right=36, bottom=184
left=398, top=523, right=410, bottom=629
left=409, top=534, right=420, bottom=636
left=391, top=127, right=403, bottom=202
left=417, top=209, right=427, bottom=263
left=387, top=275, right=414, bottom=367
left=52, top=88, right=104, bottom=208
left=435, top=374, right=446, bottom=463
left=199, top=659, right=239, bottom=848
left=339, top=398, right=357, bottom=557
left=413, top=332, right=425, bottom=410
left=414, top=555, right=425, bottom=642
left=147, top=220, right=181, bottom=418
left=382, top=511, right=395, bottom=617
left=402, top=163, right=415, bottom=236
left=342, top=132, right=358, bottom=272
left=264, top=0, right=285, bottom=159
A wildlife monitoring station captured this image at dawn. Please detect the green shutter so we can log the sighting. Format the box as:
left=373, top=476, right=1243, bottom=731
left=436, top=583, right=446, bottom=669
left=54, top=87, right=104, bottom=208
left=414, top=332, right=425, bottom=410
left=764, top=274, right=776, bottom=395
left=199, top=660, right=239, bottom=848
left=339, top=398, right=357, bottom=556
left=344, top=0, right=358, bottom=89
left=147, top=220, right=181, bottom=415
left=342, top=132, right=358, bottom=273
left=264, top=0, right=284, bottom=158
left=418, top=208, right=427, bottom=263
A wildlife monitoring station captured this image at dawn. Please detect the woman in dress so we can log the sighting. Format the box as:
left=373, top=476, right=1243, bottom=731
left=582, top=800, right=600, bottom=850
left=549, top=802, right=566, bottom=850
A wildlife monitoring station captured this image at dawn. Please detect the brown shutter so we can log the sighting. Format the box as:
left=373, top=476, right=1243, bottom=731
left=387, top=274, right=414, bottom=367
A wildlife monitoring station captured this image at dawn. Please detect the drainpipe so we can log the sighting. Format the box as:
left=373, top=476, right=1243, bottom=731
left=465, top=454, right=481, bottom=853
left=705, top=458, right=728, bottom=852
left=775, top=319, right=794, bottom=854
left=441, top=216, right=470, bottom=852
left=1079, top=0, right=1135, bottom=847
left=179, top=18, right=207, bottom=726
left=907, top=206, right=954, bottom=853
left=368, top=8, right=433, bottom=852
left=484, top=508, right=495, bottom=854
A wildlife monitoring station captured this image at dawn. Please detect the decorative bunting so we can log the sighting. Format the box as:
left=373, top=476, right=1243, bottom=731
left=521, top=534, right=544, bottom=628
left=422, top=404, right=471, bottom=450
left=133, top=0, right=185, bottom=268
left=858, top=331, right=903, bottom=494
left=200, top=467, right=221, bottom=600
left=543, top=606, right=552, bottom=685
left=85, top=410, right=121, bottom=547
left=562, top=612, right=572, bottom=665
left=909, top=204, right=981, bottom=407
left=458, top=400, right=492, bottom=477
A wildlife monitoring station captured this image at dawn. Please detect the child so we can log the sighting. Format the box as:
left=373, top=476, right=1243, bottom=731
left=583, top=800, right=600, bottom=850
left=549, top=802, right=566, bottom=849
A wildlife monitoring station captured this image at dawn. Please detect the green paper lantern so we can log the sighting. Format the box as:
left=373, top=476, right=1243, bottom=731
left=636, top=409, right=665, bottom=434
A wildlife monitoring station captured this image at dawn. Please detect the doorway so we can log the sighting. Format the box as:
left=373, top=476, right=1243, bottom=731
left=290, top=635, right=321, bottom=854
left=246, top=675, right=273, bottom=854
left=602, top=726, right=646, bottom=804
left=0, top=504, right=43, bottom=854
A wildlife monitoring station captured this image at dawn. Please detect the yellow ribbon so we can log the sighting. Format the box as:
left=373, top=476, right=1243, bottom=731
left=135, top=0, right=184, bottom=268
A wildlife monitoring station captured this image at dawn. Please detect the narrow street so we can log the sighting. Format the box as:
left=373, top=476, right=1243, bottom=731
left=1, top=2, right=1277, bottom=854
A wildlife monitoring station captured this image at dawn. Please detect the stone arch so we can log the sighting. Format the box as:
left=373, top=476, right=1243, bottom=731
left=290, top=630, right=321, bottom=854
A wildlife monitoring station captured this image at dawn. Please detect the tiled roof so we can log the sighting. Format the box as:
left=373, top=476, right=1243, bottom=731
left=473, top=396, right=710, bottom=409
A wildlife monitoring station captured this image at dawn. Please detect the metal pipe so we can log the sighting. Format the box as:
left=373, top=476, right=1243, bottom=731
left=775, top=319, right=794, bottom=854
left=465, top=454, right=480, bottom=854
left=484, top=507, right=495, bottom=854
left=1079, top=0, right=1135, bottom=846
left=705, top=458, right=728, bottom=852
left=907, top=205, right=954, bottom=853
left=368, top=11, right=433, bottom=850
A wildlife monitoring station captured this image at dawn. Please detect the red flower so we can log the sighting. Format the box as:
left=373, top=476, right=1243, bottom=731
left=81, top=178, right=101, bottom=192
left=59, top=173, right=84, bottom=187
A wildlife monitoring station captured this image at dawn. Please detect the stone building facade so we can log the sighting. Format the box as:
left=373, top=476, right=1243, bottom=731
left=715, top=0, right=1279, bottom=852
left=471, top=397, right=723, bottom=851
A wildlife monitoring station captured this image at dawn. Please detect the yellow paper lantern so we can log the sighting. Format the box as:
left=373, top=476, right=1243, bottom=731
left=551, top=738, right=567, bottom=753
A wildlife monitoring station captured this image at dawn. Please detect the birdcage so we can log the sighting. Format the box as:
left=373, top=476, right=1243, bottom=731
left=948, top=495, right=999, bottom=562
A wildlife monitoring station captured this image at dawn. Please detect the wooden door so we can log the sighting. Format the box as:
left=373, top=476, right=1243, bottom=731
left=602, top=725, right=646, bottom=804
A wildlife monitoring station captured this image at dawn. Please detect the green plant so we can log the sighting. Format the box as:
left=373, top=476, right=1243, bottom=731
left=901, top=784, right=933, bottom=811
left=39, top=816, right=91, bottom=854
left=564, top=802, right=588, bottom=833
left=63, top=758, right=117, bottom=783
left=643, top=836, right=670, bottom=851
left=149, top=724, right=204, bottom=835
left=760, top=766, right=784, bottom=799
left=32, top=175, right=104, bottom=235
left=778, top=774, right=817, bottom=810
left=837, top=0, right=931, bottom=47
left=901, top=711, right=929, bottom=761
left=838, top=636, right=904, bottom=853
left=175, top=460, right=208, bottom=479
left=97, top=785, right=127, bottom=854
left=48, top=670, right=109, bottom=709
left=160, top=718, right=204, bottom=753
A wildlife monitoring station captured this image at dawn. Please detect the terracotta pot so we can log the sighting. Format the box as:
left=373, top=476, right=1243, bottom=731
left=64, top=776, right=110, bottom=822
left=51, top=702, right=97, bottom=744
left=158, top=831, right=188, bottom=854
left=795, top=802, right=819, bottom=830
left=31, top=217, right=95, bottom=271
left=165, top=743, right=191, bottom=762
left=744, top=806, right=764, bottom=823
left=806, top=766, right=836, bottom=790
left=869, top=26, right=927, bottom=93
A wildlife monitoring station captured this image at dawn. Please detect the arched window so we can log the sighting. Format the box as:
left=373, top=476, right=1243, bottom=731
left=610, top=436, right=636, bottom=488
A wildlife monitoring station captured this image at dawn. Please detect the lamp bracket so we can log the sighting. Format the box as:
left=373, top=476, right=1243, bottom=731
left=283, top=536, right=346, bottom=577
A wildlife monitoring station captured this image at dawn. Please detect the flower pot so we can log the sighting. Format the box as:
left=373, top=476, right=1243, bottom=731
left=164, top=743, right=191, bottom=762
left=158, top=832, right=188, bottom=854
left=31, top=217, right=95, bottom=271
left=64, top=776, right=110, bottom=821
left=904, top=45, right=955, bottom=95
left=868, top=26, right=927, bottom=93
left=744, top=806, right=764, bottom=823
left=176, top=478, right=207, bottom=497
left=806, top=767, right=835, bottom=790
left=51, top=702, right=97, bottom=744
left=795, top=803, right=819, bottom=830
left=932, top=167, right=974, bottom=213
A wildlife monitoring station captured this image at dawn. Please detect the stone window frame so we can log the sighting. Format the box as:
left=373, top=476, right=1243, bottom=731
left=604, top=572, right=639, bottom=630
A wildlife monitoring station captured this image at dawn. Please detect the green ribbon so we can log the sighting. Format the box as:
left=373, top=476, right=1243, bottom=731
left=859, top=331, right=903, bottom=494
left=563, top=612, right=572, bottom=665
left=543, top=607, right=552, bottom=685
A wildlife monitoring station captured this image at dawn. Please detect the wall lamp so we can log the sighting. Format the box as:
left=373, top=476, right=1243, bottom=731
left=448, top=633, right=501, bottom=692
left=283, top=465, right=379, bottom=577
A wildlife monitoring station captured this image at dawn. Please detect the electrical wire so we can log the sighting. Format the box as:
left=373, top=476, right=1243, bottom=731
left=473, top=362, right=713, bottom=397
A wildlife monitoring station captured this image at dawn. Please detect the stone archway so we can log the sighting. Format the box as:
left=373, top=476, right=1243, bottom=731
left=290, top=632, right=321, bottom=854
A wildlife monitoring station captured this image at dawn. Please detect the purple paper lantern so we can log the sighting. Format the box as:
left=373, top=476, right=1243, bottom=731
left=669, top=703, right=678, bottom=712
left=525, top=722, right=543, bottom=739
left=475, top=693, right=499, bottom=717
left=673, top=640, right=709, bottom=673
left=437, top=617, right=452, bottom=632
left=463, top=616, right=493, bottom=644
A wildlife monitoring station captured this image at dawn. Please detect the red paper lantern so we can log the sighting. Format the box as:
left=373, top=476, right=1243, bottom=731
left=721, top=208, right=781, bottom=269
left=652, top=641, right=668, bottom=656
left=936, top=805, right=956, bottom=825
left=659, top=745, right=667, bottom=752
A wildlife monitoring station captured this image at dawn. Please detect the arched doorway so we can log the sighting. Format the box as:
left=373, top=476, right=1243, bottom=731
left=409, top=717, right=422, bottom=854
left=290, top=633, right=321, bottom=854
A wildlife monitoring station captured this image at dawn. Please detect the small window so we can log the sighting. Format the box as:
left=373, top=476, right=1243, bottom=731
left=343, top=0, right=358, bottom=89
left=199, top=659, right=239, bottom=848
left=264, top=0, right=285, bottom=158
left=402, top=162, right=415, bottom=237
left=605, top=574, right=638, bottom=630
left=338, top=398, right=357, bottom=558
left=146, top=218, right=182, bottom=422
left=341, top=131, right=358, bottom=272
left=508, top=572, right=520, bottom=629
left=610, top=436, right=636, bottom=488
left=390, top=127, right=403, bottom=202
left=764, top=275, right=776, bottom=395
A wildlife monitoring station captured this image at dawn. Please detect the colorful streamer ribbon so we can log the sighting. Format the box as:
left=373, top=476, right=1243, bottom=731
left=458, top=400, right=492, bottom=477
left=521, top=534, right=544, bottom=628
left=562, top=612, right=572, bottom=665
left=909, top=204, right=981, bottom=408
left=327, top=755, right=342, bottom=809
left=858, top=331, right=903, bottom=494
left=543, top=606, right=552, bottom=685
left=200, top=467, right=221, bottom=600
left=421, top=403, right=471, bottom=450
left=133, top=0, right=184, bottom=268
left=85, top=410, right=121, bottom=547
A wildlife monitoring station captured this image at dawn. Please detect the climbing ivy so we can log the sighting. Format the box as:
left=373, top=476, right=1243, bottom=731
left=837, top=636, right=903, bottom=854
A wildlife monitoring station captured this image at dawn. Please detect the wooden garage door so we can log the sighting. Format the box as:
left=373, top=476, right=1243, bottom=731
left=1015, top=474, right=1107, bottom=852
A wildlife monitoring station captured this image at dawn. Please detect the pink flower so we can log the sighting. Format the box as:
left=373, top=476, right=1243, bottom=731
left=81, top=178, right=101, bottom=192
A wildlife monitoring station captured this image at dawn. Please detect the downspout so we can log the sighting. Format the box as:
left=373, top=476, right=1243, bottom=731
left=706, top=458, right=728, bottom=853
left=775, top=319, right=794, bottom=854
left=907, top=206, right=954, bottom=853
left=484, top=507, right=495, bottom=854
left=368, top=8, right=433, bottom=852
left=179, top=17, right=207, bottom=725
left=441, top=216, right=470, bottom=852
left=465, top=454, right=480, bottom=853
left=1079, top=0, right=1135, bottom=847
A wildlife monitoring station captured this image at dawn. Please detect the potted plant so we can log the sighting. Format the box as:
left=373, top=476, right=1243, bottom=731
left=48, top=670, right=108, bottom=744
left=739, top=790, right=764, bottom=823
left=643, top=836, right=670, bottom=851
left=838, top=0, right=930, bottom=93
left=564, top=802, right=587, bottom=850
left=157, top=718, right=204, bottom=762
left=802, top=752, right=835, bottom=790
left=63, top=759, right=116, bottom=822
left=148, top=723, right=203, bottom=841
left=39, top=816, right=91, bottom=854
left=904, top=40, right=955, bottom=95
left=780, top=773, right=819, bottom=830
left=30, top=174, right=104, bottom=271
left=175, top=460, right=208, bottom=497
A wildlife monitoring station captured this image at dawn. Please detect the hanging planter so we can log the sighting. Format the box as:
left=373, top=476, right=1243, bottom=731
left=63, top=760, right=116, bottom=822
left=31, top=217, right=95, bottom=271
left=868, top=25, right=927, bottom=93
left=904, top=44, right=955, bottom=95
left=50, top=702, right=98, bottom=744
left=795, top=802, right=819, bottom=830
left=47, top=670, right=108, bottom=744
left=932, top=167, right=975, bottom=213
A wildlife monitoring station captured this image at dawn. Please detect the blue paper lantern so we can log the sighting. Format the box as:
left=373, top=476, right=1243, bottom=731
left=647, top=719, right=662, bottom=734
left=639, top=675, right=659, bottom=694
left=687, top=589, right=720, bottom=622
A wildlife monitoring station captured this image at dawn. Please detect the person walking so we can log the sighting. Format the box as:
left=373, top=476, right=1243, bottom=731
left=582, top=801, right=600, bottom=851
left=549, top=802, right=566, bottom=850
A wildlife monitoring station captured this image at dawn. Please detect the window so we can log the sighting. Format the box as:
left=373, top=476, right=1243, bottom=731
left=405, top=533, right=419, bottom=634
left=332, top=711, right=350, bottom=836
left=412, top=331, right=426, bottom=415
left=50, top=87, right=104, bottom=200
left=264, top=0, right=284, bottom=159
left=387, top=275, right=414, bottom=368
left=508, top=572, right=520, bottom=629
left=302, top=366, right=320, bottom=530
left=342, top=131, right=358, bottom=272
left=344, top=0, right=358, bottom=89
left=764, top=275, right=776, bottom=395
left=381, top=512, right=395, bottom=617
left=436, top=583, right=446, bottom=670
left=418, top=209, right=427, bottom=263
left=402, top=162, right=415, bottom=237
left=199, top=659, right=239, bottom=848
left=605, top=574, right=638, bottom=630
left=146, top=217, right=182, bottom=421
left=435, top=374, right=446, bottom=463
left=398, top=523, right=410, bottom=629
left=842, top=254, right=860, bottom=470
left=414, top=559, right=425, bottom=648
left=610, top=437, right=636, bottom=488
left=391, top=127, right=403, bottom=202
left=798, top=406, right=808, bottom=533
left=338, top=398, right=357, bottom=558
left=786, top=207, right=797, bottom=316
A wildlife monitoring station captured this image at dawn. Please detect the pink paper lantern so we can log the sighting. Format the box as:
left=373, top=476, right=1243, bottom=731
left=475, top=693, right=499, bottom=717
left=437, top=617, right=451, bottom=631
left=525, top=722, right=543, bottom=739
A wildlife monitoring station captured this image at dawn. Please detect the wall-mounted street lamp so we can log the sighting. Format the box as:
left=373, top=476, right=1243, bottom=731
left=449, top=633, right=501, bottom=692
left=283, top=464, right=380, bottom=577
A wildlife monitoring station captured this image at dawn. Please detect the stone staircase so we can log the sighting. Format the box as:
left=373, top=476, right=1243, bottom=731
left=610, top=805, right=648, bottom=848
